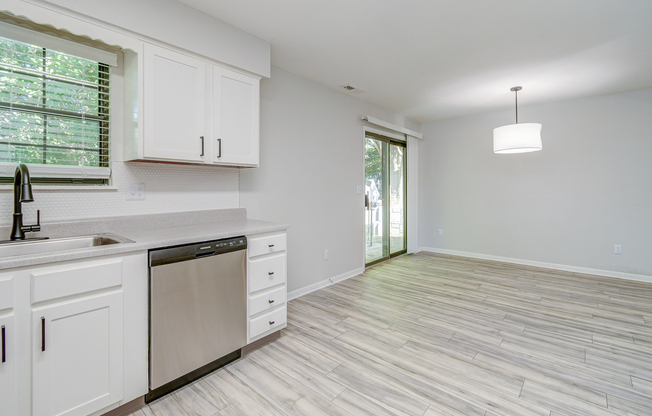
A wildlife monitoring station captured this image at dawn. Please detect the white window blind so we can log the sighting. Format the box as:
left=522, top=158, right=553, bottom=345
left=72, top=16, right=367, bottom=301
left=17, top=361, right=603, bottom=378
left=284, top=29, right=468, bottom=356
left=0, top=23, right=116, bottom=182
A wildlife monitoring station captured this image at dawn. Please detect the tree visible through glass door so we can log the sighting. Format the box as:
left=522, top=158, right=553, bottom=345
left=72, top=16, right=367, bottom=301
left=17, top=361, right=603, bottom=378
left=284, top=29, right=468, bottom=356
left=365, top=137, right=386, bottom=264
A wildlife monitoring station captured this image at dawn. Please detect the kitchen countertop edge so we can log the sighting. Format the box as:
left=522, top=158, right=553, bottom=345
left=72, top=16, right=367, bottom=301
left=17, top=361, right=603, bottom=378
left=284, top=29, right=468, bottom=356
left=0, top=218, right=289, bottom=271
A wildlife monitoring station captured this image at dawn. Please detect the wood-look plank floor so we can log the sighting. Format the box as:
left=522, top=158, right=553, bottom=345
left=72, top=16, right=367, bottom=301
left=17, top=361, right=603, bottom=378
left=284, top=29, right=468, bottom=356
left=129, top=252, right=652, bottom=416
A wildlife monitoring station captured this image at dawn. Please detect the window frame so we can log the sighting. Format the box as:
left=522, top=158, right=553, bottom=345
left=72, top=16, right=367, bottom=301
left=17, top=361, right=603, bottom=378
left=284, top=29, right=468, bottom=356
left=0, top=21, right=117, bottom=185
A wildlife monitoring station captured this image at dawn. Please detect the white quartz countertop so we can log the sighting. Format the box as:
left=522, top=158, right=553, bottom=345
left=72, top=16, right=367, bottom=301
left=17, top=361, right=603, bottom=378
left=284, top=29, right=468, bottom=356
left=0, top=212, right=288, bottom=270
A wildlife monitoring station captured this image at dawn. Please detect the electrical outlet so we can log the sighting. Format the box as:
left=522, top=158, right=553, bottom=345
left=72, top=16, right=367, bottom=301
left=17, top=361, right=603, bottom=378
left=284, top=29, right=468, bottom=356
left=438, top=229, right=443, bottom=236
left=614, top=244, right=622, bottom=255
left=126, top=183, right=146, bottom=201
left=136, top=183, right=146, bottom=199
left=324, top=249, right=329, bottom=260
left=356, top=185, right=363, bottom=194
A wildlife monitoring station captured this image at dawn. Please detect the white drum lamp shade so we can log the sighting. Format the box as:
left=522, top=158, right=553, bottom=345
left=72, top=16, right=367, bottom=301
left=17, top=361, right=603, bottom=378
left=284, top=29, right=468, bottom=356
left=493, top=123, right=542, bottom=154
left=493, top=86, right=542, bottom=154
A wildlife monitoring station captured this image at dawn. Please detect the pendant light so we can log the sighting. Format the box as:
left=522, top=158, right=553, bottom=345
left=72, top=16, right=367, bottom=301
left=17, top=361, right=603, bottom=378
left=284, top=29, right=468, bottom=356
left=493, top=86, right=542, bottom=154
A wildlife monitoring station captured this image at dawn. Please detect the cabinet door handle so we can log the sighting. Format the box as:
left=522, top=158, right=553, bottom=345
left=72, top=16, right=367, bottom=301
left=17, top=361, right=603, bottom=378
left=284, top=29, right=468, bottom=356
left=268, top=271, right=274, bottom=275
left=217, top=138, right=222, bottom=158
left=200, top=136, right=205, bottom=156
left=268, top=299, right=275, bottom=304
left=269, top=321, right=275, bottom=325
left=1, top=325, right=5, bottom=363
left=41, top=317, right=45, bottom=352
left=268, top=244, right=275, bottom=248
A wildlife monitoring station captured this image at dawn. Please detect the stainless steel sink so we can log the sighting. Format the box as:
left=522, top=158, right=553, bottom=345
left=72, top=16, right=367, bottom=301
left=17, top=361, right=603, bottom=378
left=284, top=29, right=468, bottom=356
left=0, top=233, right=134, bottom=258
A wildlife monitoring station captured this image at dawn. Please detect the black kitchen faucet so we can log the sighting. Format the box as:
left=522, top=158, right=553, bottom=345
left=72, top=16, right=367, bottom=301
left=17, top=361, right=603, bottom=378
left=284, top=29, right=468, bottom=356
left=10, top=163, right=42, bottom=240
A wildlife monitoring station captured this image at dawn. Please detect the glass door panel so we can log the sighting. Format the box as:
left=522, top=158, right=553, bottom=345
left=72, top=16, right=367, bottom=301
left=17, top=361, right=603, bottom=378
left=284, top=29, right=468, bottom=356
left=365, top=137, right=387, bottom=264
left=389, top=144, right=406, bottom=255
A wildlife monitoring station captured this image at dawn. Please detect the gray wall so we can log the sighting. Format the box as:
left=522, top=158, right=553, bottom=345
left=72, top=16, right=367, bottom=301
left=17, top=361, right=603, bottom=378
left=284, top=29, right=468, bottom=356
left=240, top=67, right=420, bottom=293
left=419, top=88, right=652, bottom=276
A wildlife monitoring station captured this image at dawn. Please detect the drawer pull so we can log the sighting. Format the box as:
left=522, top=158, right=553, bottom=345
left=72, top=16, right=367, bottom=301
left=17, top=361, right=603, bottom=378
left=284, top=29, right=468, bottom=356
left=268, top=244, right=275, bottom=248
left=268, top=299, right=275, bottom=304
left=268, top=271, right=275, bottom=275
left=41, top=317, right=45, bottom=352
left=269, top=321, right=275, bottom=325
left=1, top=325, right=5, bottom=363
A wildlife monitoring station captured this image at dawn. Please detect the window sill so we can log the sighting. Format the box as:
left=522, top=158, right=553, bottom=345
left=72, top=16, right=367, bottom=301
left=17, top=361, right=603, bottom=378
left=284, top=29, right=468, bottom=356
left=0, top=185, right=119, bottom=192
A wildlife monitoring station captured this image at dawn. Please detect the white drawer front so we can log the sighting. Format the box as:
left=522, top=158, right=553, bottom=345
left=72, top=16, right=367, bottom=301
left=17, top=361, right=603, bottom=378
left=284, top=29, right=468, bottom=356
left=31, top=259, right=123, bottom=303
left=249, top=286, right=286, bottom=317
left=249, top=254, right=286, bottom=293
left=249, top=305, right=287, bottom=340
left=248, top=233, right=286, bottom=258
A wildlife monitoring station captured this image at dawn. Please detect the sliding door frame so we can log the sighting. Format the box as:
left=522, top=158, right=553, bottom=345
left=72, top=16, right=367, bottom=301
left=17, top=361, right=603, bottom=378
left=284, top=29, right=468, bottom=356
left=363, top=129, right=407, bottom=267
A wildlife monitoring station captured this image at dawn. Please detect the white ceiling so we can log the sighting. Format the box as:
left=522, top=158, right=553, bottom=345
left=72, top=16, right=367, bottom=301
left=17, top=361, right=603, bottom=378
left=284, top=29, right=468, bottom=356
left=177, top=0, right=652, bottom=122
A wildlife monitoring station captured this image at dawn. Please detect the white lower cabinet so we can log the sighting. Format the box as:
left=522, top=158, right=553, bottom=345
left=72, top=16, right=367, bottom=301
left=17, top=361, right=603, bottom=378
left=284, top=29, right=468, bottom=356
left=32, top=293, right=123, bottom=416
left=0, top=252, right=148, bottom=416
left=247, top=231, right=288, bottom=344
left=0, top=314, right=16, bottom=416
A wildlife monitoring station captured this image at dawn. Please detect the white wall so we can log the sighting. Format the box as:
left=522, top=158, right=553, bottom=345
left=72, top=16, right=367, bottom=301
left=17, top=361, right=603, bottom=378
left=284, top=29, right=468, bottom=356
left=240, top=67, right=420, bottom=294
left=419, top=88, right=652, bottom=277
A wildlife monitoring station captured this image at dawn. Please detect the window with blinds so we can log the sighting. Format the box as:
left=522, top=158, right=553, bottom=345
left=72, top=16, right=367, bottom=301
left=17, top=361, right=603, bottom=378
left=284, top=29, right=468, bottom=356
left=0, top=34, right=110, bottom=183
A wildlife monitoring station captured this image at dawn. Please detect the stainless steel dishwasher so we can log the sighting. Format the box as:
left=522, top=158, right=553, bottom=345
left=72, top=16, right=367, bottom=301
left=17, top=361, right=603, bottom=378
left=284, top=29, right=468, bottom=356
left=147, top=236, right=247, bottom=402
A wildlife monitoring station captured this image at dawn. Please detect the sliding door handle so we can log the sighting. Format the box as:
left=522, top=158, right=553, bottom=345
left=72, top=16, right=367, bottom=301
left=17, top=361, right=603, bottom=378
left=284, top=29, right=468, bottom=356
left=200, top=136, right=205, bottom=156
left=41, top=317, right=45, bottom=352
left=217, top=138, right=222, bottom=158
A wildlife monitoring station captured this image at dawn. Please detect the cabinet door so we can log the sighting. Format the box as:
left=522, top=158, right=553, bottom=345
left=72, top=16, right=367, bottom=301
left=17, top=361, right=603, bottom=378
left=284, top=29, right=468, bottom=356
left=213, top=66, right=260, bottom=166
left=32, top=292, right=123, bottom=416
left=0, top=315, right=16, bottom=416
left=144, top=43, right=206, bottom=162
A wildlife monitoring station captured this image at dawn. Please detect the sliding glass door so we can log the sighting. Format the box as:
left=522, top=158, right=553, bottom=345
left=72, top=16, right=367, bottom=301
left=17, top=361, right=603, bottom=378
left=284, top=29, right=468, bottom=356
left=365, top=132, right=406, bottom=266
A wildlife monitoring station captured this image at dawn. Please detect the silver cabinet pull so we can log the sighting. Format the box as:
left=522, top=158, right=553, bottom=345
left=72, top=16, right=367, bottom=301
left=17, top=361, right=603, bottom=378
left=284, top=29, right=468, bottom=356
left=269, top=321, right=275, bottom=325
left=217, top=138, right=222, bottom=158
left=200, top=136, right=205, bottom=156
left=268, top=271, right=275, bottom=275
left=41, top=317, right=45, bottom=352
left=268, top=299, right=275, bottom=304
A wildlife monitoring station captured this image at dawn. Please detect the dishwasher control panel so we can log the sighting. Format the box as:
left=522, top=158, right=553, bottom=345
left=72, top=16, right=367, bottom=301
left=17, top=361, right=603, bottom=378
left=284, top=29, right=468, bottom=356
left=149, top=236, right=247, bottom=267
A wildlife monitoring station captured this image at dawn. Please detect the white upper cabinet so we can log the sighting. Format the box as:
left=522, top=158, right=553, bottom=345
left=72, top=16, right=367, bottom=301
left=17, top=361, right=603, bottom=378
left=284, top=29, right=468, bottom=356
left=143, top=44, right=207, bottom=163
left=125, top=43, right=261, bottom=167
left=212, top=66, right=260, bottom=166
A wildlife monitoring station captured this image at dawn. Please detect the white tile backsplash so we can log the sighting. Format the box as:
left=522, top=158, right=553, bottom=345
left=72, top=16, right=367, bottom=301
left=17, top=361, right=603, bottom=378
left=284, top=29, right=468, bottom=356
left=0, top=161, right=239, bottom=226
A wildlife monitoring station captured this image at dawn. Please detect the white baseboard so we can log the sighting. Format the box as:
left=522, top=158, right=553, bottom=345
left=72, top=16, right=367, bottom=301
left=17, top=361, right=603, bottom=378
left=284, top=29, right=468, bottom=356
left=418, top=247, right=652, bottom=284
left=288, top=267, right=365, bottom=301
